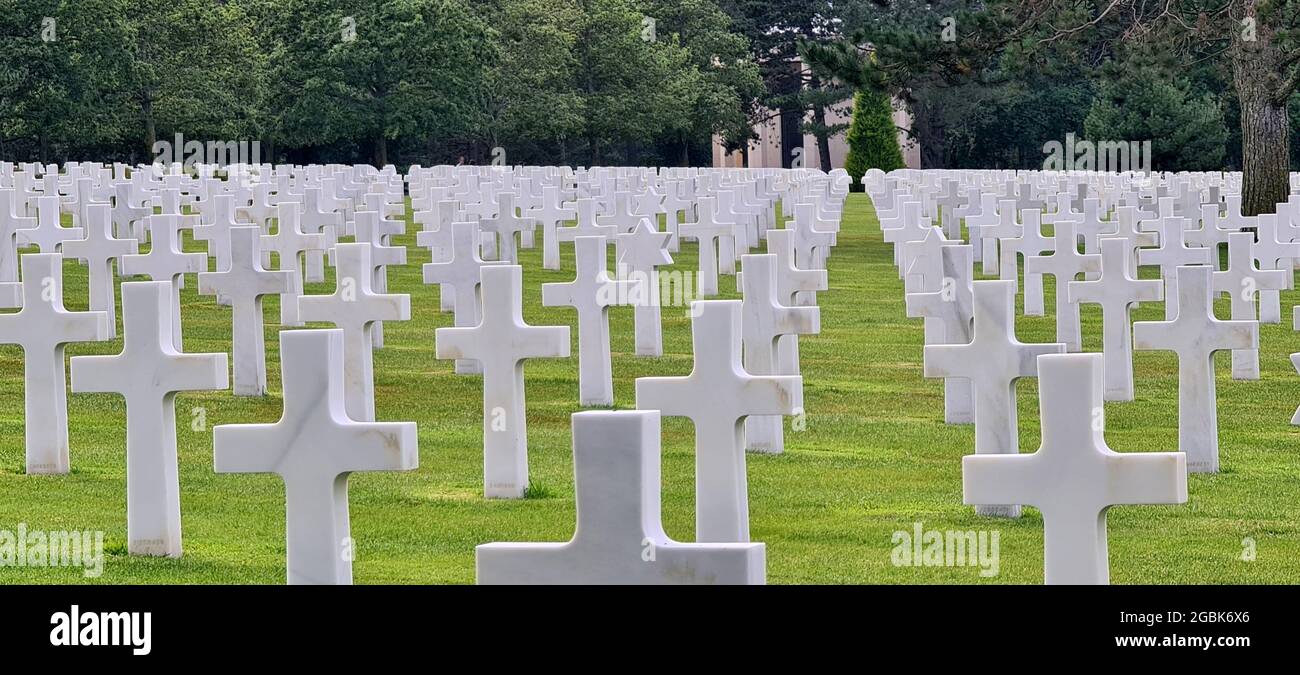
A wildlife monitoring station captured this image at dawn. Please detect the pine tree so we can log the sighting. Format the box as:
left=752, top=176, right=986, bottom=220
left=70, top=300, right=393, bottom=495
left=844, top=89, right=904, bottom=190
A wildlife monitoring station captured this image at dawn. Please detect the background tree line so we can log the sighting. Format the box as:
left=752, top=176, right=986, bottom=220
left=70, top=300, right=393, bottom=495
left=2, top=0, right=1295, bottom=184
left=804, top=0, right=1300, bottom=215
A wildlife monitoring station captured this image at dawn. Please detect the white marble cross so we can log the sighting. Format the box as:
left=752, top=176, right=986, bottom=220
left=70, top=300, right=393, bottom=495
left=791, top=202, right=836, bottom=271
left=422, top=221, right=506, bottom=374
left=906, top=243, right=975, bottom=423
left=299, top=188, right=344, bottom=283
left=1250, top=213, right=1298, bottom=325
left=70, top=281, right=228, bottom=557
left=998, top=209, right=1052, bottom=316
left=261, top=204, right=333, bottom=327
left=1106, top=206, right=1159, bottom=272
left=1211, top=231, right=1283, bottom=380
left=615, top=218, right=673, bottom=356
left=1137, top=217, right=1211, bottom=321
left=740, top=254, right=818, bottom=455
left=883, top=201, right=930, bottom=273
left=542, top=235, right=634, bottom=406
left=597, top=192, right=645, bottom=236
left=112, top=182, right=151, bottom=243
left=297, top=243, right=409, bottom=422
left=1026, top=220, right=1100, bottom=351
left=963, top=352, right=1187, bottom=584
left=1074, top=198, right=1118, bottom=263
left=352, top=210, right=407, bottom=349
left=62, top=203, right=137, bottom=338
left=678, top=197, right=732, bottom=296
left=476, top=410, right=765, bottom=584
left=120, top=214, right=206, bottom=350
left=977, top=199, right=1021, bottom=278
left=963, top=194, right=1002, bottom=275
left=0, top=189, right=36, bottom=282
left=556, top=198, right=616, bottom=256
left=436, top=265, right=569, bottom=498
left=0, top=254, right=110, bottom=473
left=924, top=280, right=1065, bottom=517
left=1183, top=203, right=1236, bottom=251
left=213, top=328, right=418, bottom=584
left=192, top=193, right=242, bottom=305
left=481, top=192, right=532, bottom=264
left=1068, top=236, right=1162, bottom=401
left=18, top=196, right=83, bottom=254
left=199, top=227, right=293, bottom=395
left=528, top=186, right=575, bottom=270
left=1134, top=265, right=1255, bottom=473
left=635, top=300, right=801, bottom=542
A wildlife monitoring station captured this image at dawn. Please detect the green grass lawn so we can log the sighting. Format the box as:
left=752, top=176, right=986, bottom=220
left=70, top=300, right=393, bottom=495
left=2, top=192, right=1299, bottom=584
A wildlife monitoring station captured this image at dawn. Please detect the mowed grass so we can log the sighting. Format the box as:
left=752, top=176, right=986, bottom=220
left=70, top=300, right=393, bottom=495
left=1, top=192, right=1298, bottom=584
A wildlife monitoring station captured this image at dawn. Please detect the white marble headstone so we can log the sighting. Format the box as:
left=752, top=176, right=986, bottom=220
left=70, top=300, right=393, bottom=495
left=0, top=254, right=110, bottom=473
left=476, top=410, right=765, bottom=584
left=214, top=328, right=417, bottom=584
left=963, top=352, right=1186, bottom=584
left=436, top=265, right=569, bottom=498
left=70, top=281, right=228, bottom=557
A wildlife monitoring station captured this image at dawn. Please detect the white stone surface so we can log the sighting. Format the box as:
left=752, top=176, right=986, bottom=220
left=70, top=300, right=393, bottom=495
left=436, top=265, right=569, bottom=498
left=213, top=328, right=418, bottom=584
left=997, top=209, right=1052, bottom=316
left=635, top=300, right=801, bottom=542
left=615, top=218, right=673, bottom=357
left=0, top=254, right=110, bottom=474
left=120, top=214, right=206, bottom=350
left=906, top=243, right=975, bottom=422
left=678, top=197, right=731, bottom=297
left=924, top=280, right=1064, bottom=517
left=62, top=203, right=137, bottom=338
left=1068, top=237, right=1161, bottom=401
left=1212, top=231, right=1284, bottom=380
left=476, top=410, right=765, bottom=584
left=422, top=221, right=506, bottom=374
left=260, top=205, right=332, bottom=327
left=1026, top=220, right=1100, bottom=351
left=0, top=189, right=36, bottom=282
left=199, top=227, right=293, bottom=395
left=1134, top=265, right=1255, bottom=473
left=18, top=196, right=83, bottom=253
left=1137, top=217, right=1211, bottom=321
left=963, top=352, right=1187, bottom=584
left=298, top=243, right=410, bottom=422
left=740, top=254, right=818, bottom=454
left=529, top=186, right=575, bottom=270
left=542, top=235, right=633, bottom=406
left=70, top=281, right=228, bottom=557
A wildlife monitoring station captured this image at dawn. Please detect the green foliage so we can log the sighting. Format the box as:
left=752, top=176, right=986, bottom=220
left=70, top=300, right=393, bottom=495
left=0, top=0, right=767, bottom=166
left=263, top=0, right=493, bottom=165
left=0, top=0, right=133, bottom=160
left=1084, top=65, right=1228, bottom=172
left=844, top=89, right=903, bottom=185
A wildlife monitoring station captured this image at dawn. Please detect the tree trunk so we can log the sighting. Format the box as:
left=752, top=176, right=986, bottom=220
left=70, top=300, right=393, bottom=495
left=374, top=134, right=389, bottom=167
left=1237, top=93, right=1289, bottom=216
left=1232, top=1, right=1291, bottom=216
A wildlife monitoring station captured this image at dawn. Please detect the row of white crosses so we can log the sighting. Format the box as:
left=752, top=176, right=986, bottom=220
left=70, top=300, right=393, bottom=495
left=881, top=176, right=1287, bottom=469
left=869, top=168, right=1300, bottom=583
left=435, top=193, right=838, bottom=502
left=0, top=164, right=413, bottom=580
left=0, top=161, right=844, bottom=585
